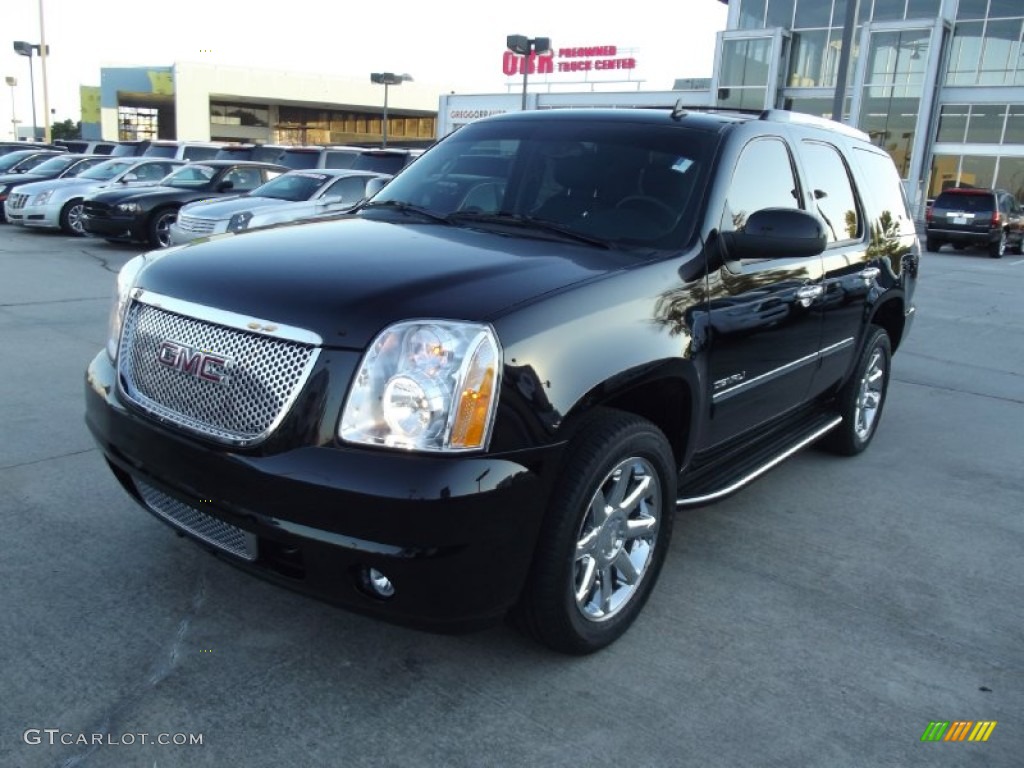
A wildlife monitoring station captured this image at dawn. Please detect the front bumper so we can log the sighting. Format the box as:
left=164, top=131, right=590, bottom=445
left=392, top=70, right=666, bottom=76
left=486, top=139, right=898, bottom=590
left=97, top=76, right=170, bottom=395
left=85, top=350, right=560, bottom=630
left=18, top=201, right=62, bottom=229
left=83, top=213, right=145, bottom=241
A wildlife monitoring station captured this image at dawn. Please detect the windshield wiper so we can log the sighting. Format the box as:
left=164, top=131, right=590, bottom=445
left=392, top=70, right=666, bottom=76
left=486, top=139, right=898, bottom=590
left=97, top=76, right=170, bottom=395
left=446, top=211, right=611, bottom=249
left=360, top=199, right=451, bottom=224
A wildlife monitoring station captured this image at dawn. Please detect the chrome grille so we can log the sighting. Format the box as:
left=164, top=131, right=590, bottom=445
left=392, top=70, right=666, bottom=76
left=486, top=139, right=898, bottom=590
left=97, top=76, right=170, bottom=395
left=118, top=300, right=318, bottom=445
left=176, top=214, right=217, bottom=234
left=8, top=193, right=28, bottom=211
left=135, top=479, right=258, bottom=561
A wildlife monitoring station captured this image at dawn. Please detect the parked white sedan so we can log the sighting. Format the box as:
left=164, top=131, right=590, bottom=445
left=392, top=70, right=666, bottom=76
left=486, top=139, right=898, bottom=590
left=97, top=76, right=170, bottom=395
left=169, top=169, right=388, bottom=245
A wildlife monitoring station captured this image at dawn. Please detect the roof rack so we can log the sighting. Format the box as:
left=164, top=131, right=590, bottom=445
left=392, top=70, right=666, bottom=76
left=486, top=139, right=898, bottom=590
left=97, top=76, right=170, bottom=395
left=758, top=109, right=870, bottom=141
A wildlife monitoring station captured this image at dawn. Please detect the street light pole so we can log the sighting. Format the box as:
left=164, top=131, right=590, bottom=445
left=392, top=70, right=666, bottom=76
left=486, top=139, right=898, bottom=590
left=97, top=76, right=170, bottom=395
left=370, top=72, right=412, bottom=148
left=506, top=35, right=551, bottom=111
left=13, top=40, right=47, bottom=140
left=5, top=76, right=17, bottom=140
left=39, top=0, right=51, bottom=143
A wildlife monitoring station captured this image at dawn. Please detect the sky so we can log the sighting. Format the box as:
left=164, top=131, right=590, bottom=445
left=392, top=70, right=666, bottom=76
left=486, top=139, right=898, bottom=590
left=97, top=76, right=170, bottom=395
left=1, top=0, right=729, bottom=138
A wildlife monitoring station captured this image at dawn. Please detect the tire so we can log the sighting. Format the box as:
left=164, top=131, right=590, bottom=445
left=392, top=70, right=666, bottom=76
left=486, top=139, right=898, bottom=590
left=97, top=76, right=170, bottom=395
left=822, top=325, right=892, bottom=456
left=59, top=199, right=86, bottom=236
left=925, top=237, right=942, bottom=252
left=952, top=244, right=966, bottom=251
left=513, top=410, right=676, bottom=654
left=989, top=230, right=1006, bottom=258
left=148, top=208, right=178, bottom=248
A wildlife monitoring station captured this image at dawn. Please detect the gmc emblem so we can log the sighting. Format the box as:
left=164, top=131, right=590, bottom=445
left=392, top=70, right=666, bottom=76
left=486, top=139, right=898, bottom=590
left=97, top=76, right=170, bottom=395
left=156, top=340, right=232, bottom=385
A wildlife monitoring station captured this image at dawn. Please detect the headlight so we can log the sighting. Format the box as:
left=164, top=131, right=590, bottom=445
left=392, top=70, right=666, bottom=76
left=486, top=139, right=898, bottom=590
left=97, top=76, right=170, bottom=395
left=228, top=211, right=253, bottom=231
left=106, top=255, right=147, bottom=361
left=35, top=189, right=54, bottom=204
left=340, top=320, right=501, bottom=452
left=116, top=202, right=142, bottom=214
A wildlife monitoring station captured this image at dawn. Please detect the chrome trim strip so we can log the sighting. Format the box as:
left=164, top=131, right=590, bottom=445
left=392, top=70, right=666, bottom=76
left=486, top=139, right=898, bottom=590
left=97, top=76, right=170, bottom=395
left=676, top=416, right=843, bottom=507
left=132, top=289, right=324, bottom=346
left=714, top=350, right=819, bottom=402
left=820, top=337, right=855, bottom=357
left=714, top=337, right=856, bottom=403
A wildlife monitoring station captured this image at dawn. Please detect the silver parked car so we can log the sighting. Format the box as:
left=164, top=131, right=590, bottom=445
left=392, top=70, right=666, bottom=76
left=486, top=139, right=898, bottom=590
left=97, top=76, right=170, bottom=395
left=169, top=168, right=388, bottom=245
left=5, top=157, right=185, bottom=234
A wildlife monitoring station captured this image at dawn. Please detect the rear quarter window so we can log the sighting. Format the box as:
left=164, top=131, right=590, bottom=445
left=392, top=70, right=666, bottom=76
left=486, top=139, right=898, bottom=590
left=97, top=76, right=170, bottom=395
left=851, top=148, right=914, bottom=236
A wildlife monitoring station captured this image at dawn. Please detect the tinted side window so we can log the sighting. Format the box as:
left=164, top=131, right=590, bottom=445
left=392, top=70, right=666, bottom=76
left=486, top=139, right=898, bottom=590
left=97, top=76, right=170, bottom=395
left=851, top=148, right=914, bottom=235
left=721, top=137, right=800, bottom=233
left=144, top=146, right=178, bottom=158
left=326, top=175, right=369, bottom=201
left=183, top=146, right=220, bottom=161
left=324, top=151, right=357, bottom=169
left=800, top=141, right=861, bottom=244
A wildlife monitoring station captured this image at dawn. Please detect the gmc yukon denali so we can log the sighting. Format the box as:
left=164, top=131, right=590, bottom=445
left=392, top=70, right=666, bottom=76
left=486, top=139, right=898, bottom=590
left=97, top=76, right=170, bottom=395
left=85, top=107, right=920, bottom=654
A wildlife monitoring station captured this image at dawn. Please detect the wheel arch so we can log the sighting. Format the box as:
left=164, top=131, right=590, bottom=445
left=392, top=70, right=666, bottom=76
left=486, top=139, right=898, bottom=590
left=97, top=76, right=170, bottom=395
left=867, top=294, right=906, bottom=353
left=558, top=361, right=701, bottom=473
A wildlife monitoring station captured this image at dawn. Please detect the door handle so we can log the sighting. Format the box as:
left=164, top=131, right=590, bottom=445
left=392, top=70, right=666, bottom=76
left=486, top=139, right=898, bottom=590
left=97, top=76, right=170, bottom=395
left=795, top=285, right=823, bottom=307
left=859, top=267, right=880, bottom=282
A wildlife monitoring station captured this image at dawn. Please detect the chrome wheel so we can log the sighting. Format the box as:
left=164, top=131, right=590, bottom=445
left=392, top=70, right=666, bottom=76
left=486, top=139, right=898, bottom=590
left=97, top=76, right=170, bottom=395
left=150, top=210, right=176, bottom=248
left=854, top=347, right=885, bottom=441
left=574, top=456, right=660, bottom=622
left=990, top=230, right=1006, bottom=258
left=60, top=200, right=86, bottom=236
left=67, top=203, right=85, bottom=235
left=514, top=411, right=675, bottom=654
left=822, top=325, right=891, bottom=456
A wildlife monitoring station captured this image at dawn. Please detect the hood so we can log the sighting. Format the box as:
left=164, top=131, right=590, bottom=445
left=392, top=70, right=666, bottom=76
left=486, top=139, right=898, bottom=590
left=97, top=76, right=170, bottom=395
left=88, top=184, right=196, bottom=204
left=12, top=177, right=98, bottom=194
left=135, top=216, right=637, bottom=348
left=180, top=195, right=284, bottom=219
left=0, top=171, right=56, bottom=184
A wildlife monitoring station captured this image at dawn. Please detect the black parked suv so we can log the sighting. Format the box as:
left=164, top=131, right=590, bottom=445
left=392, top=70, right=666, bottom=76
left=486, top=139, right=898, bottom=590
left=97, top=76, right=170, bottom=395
left=81, top=160, right=287, bottom=247
left=85, top=107, right=919, bottom=653
left=925, top=187, right=1024, bottom=258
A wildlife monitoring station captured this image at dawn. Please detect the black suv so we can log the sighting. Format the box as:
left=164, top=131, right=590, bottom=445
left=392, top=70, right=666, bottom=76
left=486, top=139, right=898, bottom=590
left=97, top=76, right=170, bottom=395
left=925, top=187, right=1024, bottom=258
left=85, top=108, right=919, bottom=654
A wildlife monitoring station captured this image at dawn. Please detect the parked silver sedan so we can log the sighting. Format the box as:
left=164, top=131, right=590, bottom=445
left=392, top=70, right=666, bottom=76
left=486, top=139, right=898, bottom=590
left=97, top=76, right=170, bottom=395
left=169, top=169, right=389, bottom=245
left=5, top=157, right=186, bottom=234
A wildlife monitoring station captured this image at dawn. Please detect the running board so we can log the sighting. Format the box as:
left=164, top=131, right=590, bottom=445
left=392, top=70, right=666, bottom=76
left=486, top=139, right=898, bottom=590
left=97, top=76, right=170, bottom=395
left=676, top=414, right=842, bottom=507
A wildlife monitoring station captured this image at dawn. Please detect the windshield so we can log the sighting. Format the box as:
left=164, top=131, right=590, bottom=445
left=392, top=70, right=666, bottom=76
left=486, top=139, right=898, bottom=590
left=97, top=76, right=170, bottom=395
left=164, top=165, right=217, bottom=188
left=365, top=118, right=711, bottom=250
left=26, top=156, right=80, bottom=174
left=250, top=172, right=329, bottom=201
left=80, top=159, right=135, bottom=180
left=0, top=152, right=48, bottom=173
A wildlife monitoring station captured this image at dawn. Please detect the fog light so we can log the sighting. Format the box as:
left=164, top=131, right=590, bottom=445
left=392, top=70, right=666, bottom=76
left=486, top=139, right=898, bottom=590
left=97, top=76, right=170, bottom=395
left=365, top=567, right=395, bottom=598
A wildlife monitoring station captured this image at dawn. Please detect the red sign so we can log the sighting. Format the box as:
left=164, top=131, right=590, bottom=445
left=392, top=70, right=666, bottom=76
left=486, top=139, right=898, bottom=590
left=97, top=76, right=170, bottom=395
left=502, top=44, right=637, bottom=76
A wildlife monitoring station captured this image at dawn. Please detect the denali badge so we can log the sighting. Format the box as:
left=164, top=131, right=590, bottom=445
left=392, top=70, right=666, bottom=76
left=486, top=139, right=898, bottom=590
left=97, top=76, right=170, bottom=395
left=156, top=340, right=232, bottom=384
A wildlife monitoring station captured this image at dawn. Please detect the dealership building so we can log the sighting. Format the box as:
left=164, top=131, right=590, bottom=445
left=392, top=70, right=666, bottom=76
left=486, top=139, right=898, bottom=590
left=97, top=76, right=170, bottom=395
left=440, top=0, right=1024, bottom=213
left=81, top=61, right=439, bottom=147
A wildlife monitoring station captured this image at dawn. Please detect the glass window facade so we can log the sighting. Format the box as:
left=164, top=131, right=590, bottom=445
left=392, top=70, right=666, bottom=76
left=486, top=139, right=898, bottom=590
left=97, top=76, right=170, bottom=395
left=718, top=37, right=776, bottom=109
left=724, top=0, right=1024, bottom=215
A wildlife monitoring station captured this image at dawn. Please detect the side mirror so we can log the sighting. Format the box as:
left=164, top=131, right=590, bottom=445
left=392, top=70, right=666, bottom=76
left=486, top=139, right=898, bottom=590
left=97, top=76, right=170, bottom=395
left=121, top=173, right=139, bottom=183
left=721, top=208, right=827, bottom=261
left=318, top=194, right=344, bottom=206
left=364, top=177, right=390, bottom=199
left=217, top=180, right=234, bottom=192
